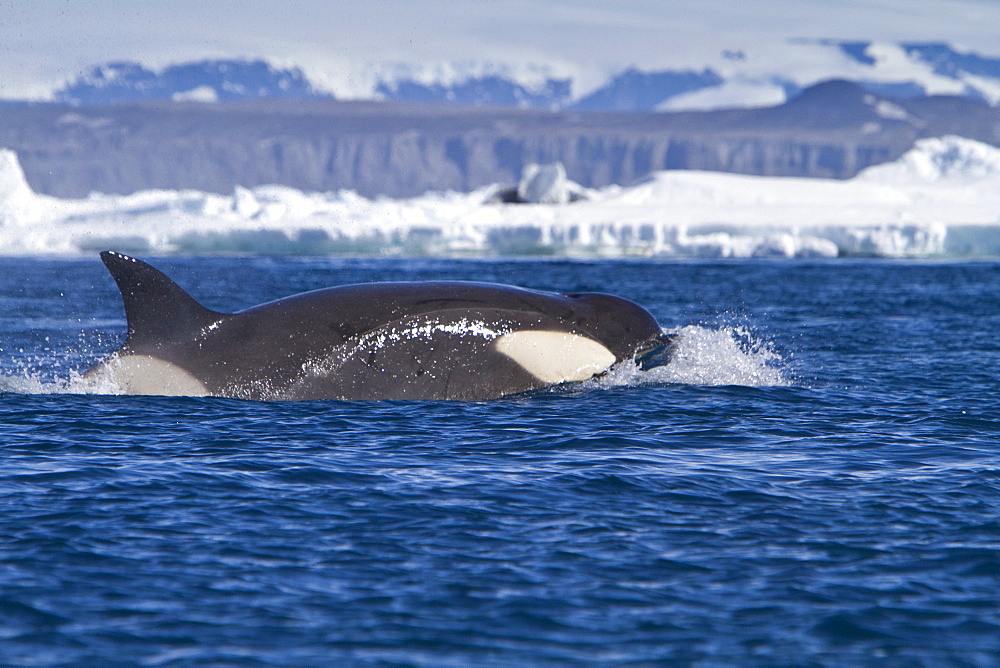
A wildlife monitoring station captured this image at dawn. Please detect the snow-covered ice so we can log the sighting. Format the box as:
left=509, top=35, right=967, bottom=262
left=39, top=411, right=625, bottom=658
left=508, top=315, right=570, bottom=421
left=1, top=136, right=999, bottom=258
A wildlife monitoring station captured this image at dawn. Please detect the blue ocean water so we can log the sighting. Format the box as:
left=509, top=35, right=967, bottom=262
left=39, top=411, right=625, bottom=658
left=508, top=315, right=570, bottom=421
left=1, top=256, right=999, bottom=665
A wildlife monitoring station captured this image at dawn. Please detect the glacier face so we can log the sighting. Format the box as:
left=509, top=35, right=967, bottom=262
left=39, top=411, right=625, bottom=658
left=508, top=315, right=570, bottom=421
left=1, top=136, right=998, bottom=259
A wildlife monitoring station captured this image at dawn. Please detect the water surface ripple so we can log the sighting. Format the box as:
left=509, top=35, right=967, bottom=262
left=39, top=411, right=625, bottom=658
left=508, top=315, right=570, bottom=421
left=1, top=258, right=998, bottom=665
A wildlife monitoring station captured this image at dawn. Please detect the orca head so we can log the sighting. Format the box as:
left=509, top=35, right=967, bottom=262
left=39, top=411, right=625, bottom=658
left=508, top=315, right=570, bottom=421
left=564, top=292, right=665, bottom=360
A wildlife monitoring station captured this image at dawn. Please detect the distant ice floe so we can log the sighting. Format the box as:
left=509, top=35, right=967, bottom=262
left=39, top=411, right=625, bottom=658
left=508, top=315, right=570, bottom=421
left=1, top=135, right=999, bottom=258
left=487, top=163, right=589, bottom=204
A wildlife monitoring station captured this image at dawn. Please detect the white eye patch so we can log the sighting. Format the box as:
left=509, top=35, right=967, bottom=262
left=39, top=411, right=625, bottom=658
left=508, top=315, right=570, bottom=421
left=494, top=330, right=616, bottom=383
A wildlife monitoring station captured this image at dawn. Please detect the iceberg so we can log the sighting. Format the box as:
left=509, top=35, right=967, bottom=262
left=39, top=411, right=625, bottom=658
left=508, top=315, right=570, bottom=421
left=856, top=135, right=1000, bottom=183
left=0, top=136, right=998, bottom=258
left=518, top=163, right=572, bottom=204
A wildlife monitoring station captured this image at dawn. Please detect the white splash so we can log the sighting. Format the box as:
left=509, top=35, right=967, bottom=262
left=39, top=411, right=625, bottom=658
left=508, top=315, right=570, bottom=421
left=592, top=325, right=790, bottom=390
left=0, top=367, right=119, bottom=395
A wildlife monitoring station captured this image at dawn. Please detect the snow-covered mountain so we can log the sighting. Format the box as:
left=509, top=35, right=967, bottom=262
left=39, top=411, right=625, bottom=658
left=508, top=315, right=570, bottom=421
left=374, top=75, right=573, bottom=110
left=38, top=40, right=1000, bottom=110
left=570, top=68, right=728, bottom=111
left=54, top=60, right=331, bottom=105
left=584, top=40, right=1000, bottom=110
left=368, top=62, right=575, bottom=110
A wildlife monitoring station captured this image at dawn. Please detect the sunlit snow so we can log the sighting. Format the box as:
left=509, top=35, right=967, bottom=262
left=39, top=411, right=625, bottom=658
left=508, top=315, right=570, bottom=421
left=1, top=136, right=999, bottom=258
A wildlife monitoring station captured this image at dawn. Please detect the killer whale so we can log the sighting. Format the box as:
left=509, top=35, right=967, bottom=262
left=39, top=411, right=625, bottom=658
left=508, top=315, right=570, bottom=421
left=85, top=251, right=671, bottom=401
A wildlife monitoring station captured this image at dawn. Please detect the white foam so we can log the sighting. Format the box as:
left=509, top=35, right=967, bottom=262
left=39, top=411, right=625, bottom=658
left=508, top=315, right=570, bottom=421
left=0, top=368, right=120, bottom=396
left=1, top=136, right=999, bottom=258
left=591, top=325, right=790, bottom=391
left=0, top=337, right=126, bottom=396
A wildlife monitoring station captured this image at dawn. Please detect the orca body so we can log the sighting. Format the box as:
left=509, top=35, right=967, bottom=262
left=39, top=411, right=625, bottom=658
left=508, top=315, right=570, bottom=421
left=86, top=251, right=670, bottom=401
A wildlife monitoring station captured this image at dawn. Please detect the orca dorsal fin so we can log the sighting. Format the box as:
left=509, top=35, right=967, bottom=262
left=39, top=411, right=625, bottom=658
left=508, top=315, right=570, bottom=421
left=101, top=251, right=225, bottom=346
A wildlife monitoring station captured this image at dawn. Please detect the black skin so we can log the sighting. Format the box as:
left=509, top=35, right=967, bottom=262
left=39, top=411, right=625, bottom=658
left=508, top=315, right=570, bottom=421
left=97, top=251, right=670, bottom=400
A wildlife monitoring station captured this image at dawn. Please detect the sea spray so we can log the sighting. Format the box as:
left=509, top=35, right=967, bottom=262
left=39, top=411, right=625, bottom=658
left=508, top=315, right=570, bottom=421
left=593, top=325, right=790, bottom=390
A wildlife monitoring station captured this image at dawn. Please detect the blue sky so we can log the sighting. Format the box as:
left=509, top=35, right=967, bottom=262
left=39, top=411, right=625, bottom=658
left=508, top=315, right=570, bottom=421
left=1, top=0, right=998, bottom=99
